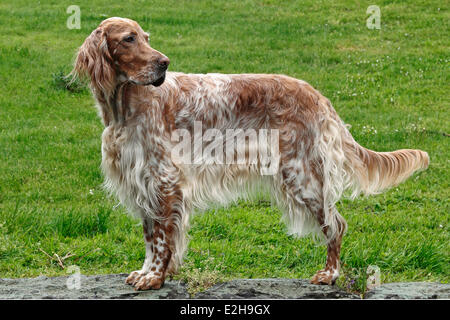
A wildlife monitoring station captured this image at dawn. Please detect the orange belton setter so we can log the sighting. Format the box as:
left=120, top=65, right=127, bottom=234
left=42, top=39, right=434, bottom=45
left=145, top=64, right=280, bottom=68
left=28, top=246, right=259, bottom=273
left=72, top=17, right=429, bottom=290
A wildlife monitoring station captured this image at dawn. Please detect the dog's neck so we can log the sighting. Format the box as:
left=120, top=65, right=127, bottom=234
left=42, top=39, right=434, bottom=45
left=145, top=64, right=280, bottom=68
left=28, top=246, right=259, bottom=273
left=93, top=81, right=130, bottom=127
left=92, top=79, right=168, bottom=136
left=108, top=82, right=127, bottom=124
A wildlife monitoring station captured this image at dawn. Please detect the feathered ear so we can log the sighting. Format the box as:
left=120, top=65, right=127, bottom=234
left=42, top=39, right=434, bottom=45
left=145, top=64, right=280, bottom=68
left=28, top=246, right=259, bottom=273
left=70, top=28, right=116, bottom=96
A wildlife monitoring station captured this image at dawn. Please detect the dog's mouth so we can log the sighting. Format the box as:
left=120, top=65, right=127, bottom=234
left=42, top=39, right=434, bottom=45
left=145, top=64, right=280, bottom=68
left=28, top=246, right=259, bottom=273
left=151, top=73, right=166, bottom=87
left=129, top=72, right=166, bottom=87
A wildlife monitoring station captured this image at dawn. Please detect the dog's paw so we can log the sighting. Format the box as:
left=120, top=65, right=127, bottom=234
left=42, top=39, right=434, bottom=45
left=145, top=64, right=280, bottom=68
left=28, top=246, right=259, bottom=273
left=134, top=273, right=165, bottom=291
left=310, top=268, right=339, bottom=285
left=125, top=270, right=146, bottom=286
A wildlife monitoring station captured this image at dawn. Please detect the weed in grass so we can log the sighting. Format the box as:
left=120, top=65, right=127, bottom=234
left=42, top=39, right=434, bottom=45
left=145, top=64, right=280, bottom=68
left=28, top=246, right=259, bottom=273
left=51, top=69, right=87, bottom=93
left=174, top=256, right=227, bottom=296
left=336, top=264, right=369, bottom=298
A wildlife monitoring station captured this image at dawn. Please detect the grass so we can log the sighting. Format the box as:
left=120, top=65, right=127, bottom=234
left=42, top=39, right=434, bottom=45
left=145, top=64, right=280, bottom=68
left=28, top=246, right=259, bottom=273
left=0, top=0, right=448, bottom=294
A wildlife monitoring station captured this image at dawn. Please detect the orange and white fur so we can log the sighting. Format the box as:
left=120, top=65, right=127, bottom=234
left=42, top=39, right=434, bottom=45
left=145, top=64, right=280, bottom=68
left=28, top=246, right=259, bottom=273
left=71, top=17, right=429, bottom=290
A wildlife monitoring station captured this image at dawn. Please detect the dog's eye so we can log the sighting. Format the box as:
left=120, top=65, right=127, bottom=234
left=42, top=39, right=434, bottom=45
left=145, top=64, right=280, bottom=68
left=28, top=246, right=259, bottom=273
left=123, top=35, right=135, bottom=43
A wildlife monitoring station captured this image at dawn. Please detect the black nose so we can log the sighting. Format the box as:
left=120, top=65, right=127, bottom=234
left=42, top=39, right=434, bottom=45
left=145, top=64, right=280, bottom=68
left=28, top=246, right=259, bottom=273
left=158, top=56, right=170, bottom=70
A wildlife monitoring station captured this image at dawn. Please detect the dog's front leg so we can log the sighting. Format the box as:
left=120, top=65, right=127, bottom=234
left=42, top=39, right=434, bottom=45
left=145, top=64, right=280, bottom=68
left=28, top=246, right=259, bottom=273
left=125, top=217, right=173, bottom=290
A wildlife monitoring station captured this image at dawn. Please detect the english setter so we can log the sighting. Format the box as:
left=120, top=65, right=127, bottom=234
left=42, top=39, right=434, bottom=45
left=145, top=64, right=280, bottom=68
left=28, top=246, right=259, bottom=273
left=71, top=17, right=429, bottom=290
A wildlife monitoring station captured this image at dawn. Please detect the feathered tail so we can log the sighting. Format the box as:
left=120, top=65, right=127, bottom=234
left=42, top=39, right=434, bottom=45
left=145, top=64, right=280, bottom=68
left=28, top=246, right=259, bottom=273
left=343, top=132, right=429, bottom=196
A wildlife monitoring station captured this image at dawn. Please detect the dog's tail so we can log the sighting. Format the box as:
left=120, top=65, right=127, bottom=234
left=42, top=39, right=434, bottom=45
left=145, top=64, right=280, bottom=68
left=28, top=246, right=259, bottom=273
left=309, top=98, right=428, bottom=242
left=342, top=130, right=429, bottom=197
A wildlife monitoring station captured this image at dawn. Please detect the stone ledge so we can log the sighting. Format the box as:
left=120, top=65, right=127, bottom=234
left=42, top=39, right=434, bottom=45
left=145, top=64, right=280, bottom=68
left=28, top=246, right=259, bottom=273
left=0, top=274, right=448, bottom=299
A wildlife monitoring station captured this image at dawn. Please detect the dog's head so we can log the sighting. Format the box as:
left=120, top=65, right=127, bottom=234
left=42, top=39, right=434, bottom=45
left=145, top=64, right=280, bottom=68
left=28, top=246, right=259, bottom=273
left=72, top=17, right=169, bottom=94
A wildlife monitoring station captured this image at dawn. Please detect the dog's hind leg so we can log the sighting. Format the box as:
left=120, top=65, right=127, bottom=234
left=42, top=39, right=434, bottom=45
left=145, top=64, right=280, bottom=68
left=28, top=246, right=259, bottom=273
left=303, top=164, right=347, bottom=285
left=305, top=200, right=346, bottom=285
left=277, top=159, right=346, bottom=285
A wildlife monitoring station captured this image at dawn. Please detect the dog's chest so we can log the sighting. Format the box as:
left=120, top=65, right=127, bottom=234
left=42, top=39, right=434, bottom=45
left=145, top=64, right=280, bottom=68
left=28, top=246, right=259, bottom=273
left=100, top=124, right=168, bottom=181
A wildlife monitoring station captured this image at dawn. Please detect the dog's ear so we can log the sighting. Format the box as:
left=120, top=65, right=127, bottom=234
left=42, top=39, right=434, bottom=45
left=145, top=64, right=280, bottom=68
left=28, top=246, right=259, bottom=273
left=71, top=27, right=116, bottom=95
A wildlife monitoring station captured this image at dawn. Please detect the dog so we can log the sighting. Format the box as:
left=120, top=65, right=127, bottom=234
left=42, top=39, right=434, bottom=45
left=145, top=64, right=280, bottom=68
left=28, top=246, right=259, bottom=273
left=71, top=17, right=429, bottom=290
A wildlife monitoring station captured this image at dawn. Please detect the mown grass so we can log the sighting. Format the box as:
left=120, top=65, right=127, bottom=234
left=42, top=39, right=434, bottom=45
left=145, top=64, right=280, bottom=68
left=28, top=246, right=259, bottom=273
left=0, top=0, right=448, bottom=294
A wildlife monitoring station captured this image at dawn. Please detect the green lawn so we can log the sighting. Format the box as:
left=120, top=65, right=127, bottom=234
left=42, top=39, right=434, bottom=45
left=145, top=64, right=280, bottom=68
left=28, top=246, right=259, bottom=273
left=0, top=0, right=448, bottom=294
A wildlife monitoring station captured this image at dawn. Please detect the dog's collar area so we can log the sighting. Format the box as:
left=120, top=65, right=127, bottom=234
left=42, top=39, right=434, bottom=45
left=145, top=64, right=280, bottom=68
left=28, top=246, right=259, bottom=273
left=108, top=82, right=129, bottom=125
